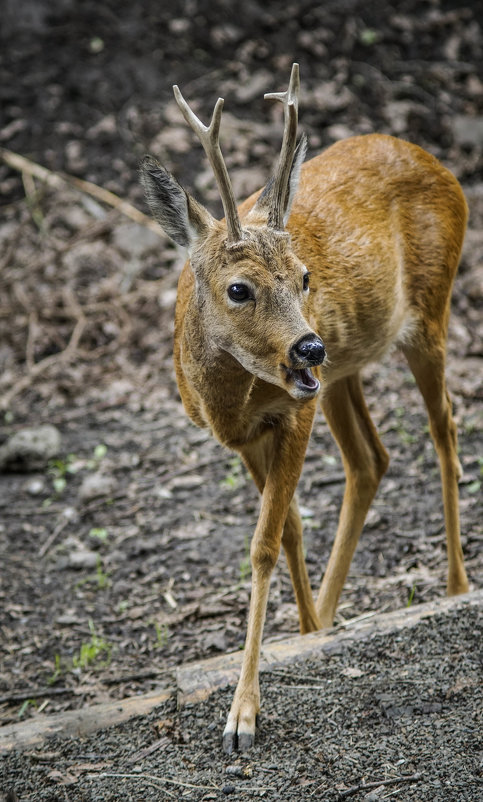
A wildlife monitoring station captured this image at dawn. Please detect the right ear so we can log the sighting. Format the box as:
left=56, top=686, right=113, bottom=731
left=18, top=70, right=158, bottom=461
left=140, top=155, right=214, bottom=249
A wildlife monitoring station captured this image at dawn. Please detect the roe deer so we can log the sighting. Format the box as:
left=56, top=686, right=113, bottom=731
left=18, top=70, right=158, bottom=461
left=140, top=64, right=469, bottom=752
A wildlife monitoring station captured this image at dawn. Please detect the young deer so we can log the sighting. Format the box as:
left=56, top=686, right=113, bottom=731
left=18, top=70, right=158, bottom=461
left=140, top=64, right=469, bottom=752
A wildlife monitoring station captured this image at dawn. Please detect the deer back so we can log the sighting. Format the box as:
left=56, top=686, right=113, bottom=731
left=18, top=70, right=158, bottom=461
left=238, top=132, right=468, bottom=382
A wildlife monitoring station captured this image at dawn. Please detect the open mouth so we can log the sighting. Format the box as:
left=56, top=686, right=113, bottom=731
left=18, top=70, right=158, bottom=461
left=283, top=366, right=320, bottom=395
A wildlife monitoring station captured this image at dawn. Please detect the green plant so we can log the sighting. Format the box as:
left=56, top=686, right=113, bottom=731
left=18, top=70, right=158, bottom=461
left=220, top=456, right=245, bottom=489
left=47, top=654, right=63, bottom=685
left=95, top=557, right=110, bottom=589
left=466, top=456, right=483, bottom=495
left=86, top=443, right=108, bottom=470
left=48, top=453, right=80, bottom=495
left=18, top=699, right=37, bottom=718
left=89, top=527, right=109, bottom=543
left=71, top=619, right=112, bottom=670
left=394, top=407, right=417, bottom=445
left=359, top=27, right=380, bottom=46
left=76, top=556, right=111, bottom=591
left=406, top=585, right=416, bottom=607
left=153, top=622, right=169, bottom=649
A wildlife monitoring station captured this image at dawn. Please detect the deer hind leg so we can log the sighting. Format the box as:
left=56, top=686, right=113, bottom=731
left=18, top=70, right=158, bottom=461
left=316, top=374, right=389, bottom=628
left=282, top=498, right=321, bottom=633
left=403, top=345, right=469, bottom=596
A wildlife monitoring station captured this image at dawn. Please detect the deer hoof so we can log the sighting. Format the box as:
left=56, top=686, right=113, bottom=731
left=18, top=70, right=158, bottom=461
left=222, top=729, right=255, bottom=754
left=223, top=691, right=259, bottom=752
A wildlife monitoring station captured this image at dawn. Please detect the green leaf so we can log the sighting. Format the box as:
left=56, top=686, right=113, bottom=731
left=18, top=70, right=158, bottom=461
left=93, top=444, right=108, bottom=460
left=53, top=476, right=66, bottom=495
left=89, top=527, right=109, bottom=542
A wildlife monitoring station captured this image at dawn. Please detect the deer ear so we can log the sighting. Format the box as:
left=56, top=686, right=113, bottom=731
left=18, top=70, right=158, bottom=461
left=247, top=134, right=307, bottom=227
left=140, top=155, right=214, bottom=248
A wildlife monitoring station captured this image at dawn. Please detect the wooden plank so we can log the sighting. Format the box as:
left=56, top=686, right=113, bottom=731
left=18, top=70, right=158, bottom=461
left=0, top=687, right=175, bottom=754
left=1, top=589, right=481, bottom=753
left=177, top=590, right=483, bottom=704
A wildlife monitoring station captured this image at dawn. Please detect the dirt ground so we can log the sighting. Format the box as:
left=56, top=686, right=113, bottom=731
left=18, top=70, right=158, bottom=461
left=1, top=593, right=482, bottom=801
left=0, top=0, right=482, bottom=798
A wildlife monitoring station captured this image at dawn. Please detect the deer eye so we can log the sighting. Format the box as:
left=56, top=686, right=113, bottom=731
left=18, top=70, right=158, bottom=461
left=303, top=272, right=310, bottom=292
left=228, top=283, right=252, bottom=303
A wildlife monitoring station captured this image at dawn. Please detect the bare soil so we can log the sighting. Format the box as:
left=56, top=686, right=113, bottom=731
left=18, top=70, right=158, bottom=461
left=0, top=0, right=482, bottom=799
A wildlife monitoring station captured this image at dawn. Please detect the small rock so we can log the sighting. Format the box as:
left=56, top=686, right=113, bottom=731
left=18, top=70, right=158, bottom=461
left=342, top=666, right=364, bottom=678
left=61, top=506, right=79, bottom=523
left=363, top=786, right=385, bottom=801
left=150, top=125, right=192, bottom=154
left=326, top=123, right=354, bottom=141
left=68, top=549, right=99, bottom=569
left=112, top=222, right=161, bottom=258
left=86, top=113, right=117, bottom=139
left=79, top=473, right=116, bottom=502
left=0, top=425, right=61, bottom=472
left=226, top=765, right=253, bottom=778
left=452, top=115, right=483, bottom=147
left=234, top=69, right=271, bottom=103
left=25, top=477, right=46, bottom=495
left=56, top=610, right=81, bottom=625
left=65, top=139, right=87, bottom=173
left=204, top=631, right=228, bottom=652
left=168, top=474, right=205, bottom=491
left=226, top=766, right=244, bottom=778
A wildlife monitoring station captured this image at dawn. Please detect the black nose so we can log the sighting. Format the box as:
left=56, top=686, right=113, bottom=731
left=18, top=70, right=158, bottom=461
left=290, top=334, right=326, bottom=366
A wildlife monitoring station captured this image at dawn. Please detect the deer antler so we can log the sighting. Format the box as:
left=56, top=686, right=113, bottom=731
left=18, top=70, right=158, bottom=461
left=264, top=62, right=300, bottom=230
left=173, top=85, right=244, bottom=245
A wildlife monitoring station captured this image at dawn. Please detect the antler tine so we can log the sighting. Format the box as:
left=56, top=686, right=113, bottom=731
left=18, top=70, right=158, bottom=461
left=264, top=63, right=300, bottom=230
left=173, top=85, right=244, bottom=245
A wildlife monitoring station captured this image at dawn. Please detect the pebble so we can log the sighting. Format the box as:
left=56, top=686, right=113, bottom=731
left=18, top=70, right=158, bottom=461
left=68, top=549, right=99, bottom=569
left=112, top=222, right=160, bottom=258
left=79, top=472, right=116, bottom=502
left=451, top=114, right=483, bottom=147
left=61, top=506, right=79, bottom=523
left=168, top=474, right=205, bottom=491
left=226, top=765, right=253, bottom=778
left=25, top=477, right=45, bottom=495
left=0, top=425, right=61, bottom=471
left=363, top=787, right=385, bottom=801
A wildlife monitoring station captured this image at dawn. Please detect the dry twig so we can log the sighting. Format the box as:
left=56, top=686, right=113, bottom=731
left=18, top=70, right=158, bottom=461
left=0, top=147, right=163, bottom=235
left=338, top=772, right=422, bottom=798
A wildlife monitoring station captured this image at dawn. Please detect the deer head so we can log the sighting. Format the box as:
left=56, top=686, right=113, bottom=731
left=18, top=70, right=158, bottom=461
left=140, top=64, right=326, bottom=400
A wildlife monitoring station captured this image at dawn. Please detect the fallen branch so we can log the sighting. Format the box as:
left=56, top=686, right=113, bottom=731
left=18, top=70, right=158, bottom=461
left=0, top=687, right=72, bottom=705
left=339, top=772, right=422, bottom=798
left=0, top=285, right=87, bottom=411
left=86, top=771, right=218, bottom=792
left=0, top=687, right=175, bottom=753
left=0, top=147, right=162, bottom=236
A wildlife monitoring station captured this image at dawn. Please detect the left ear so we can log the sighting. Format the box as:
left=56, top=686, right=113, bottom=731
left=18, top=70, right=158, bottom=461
left=140, top=155, right=214, bottom=249
left=247, top=134, right=307, bottom=227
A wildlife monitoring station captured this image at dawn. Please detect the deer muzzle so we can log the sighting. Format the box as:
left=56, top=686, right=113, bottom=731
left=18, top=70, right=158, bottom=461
left=283, top=334, right=325, bottom=398
left=290, top=334, right=326, bottom=367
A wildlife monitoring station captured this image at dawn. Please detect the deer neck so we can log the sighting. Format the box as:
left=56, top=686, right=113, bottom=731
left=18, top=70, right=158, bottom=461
left=178, top=296, right=258, bottom=447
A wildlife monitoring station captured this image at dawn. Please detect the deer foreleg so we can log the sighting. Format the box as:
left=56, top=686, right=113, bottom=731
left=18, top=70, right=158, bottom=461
left=223, top=408, right=315, bottom=752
